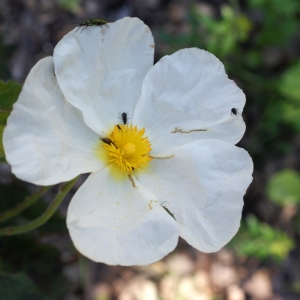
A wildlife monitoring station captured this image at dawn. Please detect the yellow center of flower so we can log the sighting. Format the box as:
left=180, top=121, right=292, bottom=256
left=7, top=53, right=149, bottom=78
left=102, top=124, right=152, bottom=173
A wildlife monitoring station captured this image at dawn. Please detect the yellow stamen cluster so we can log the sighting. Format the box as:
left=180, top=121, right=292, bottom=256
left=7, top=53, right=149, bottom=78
left=102, top=124, right=152, bottom=173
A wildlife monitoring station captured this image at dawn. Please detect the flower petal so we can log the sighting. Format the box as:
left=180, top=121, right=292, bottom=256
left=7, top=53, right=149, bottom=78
left=135, top=139, right=253, bottom=252
left=67, top=167, right=179, bottom=266
left=3, top=57, right=104, bottom=185
left=133, top=48, right=246, bottom=154
left=54, top=17, right=154, bottom=135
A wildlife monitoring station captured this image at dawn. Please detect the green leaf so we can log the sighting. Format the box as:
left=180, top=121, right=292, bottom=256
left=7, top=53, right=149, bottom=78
left=0, top=234, right=71, bottom=298
left=58, top=0, right=80, bottom=13
left=0, top=183, right=67, bottom=234
left=249, top=0, right=300, bottom=46
left=0, top=123, right=5, bottom=161
left=0, top=272, right=50, bottom=300
left=0, top=108, right=12, bottom=123
left=267, top=169, right=300, bottom=206
left=293, top=214, right=300, bottom=236
left=229, top=215, right=294, bottom=262
left=0, top=80, right=21, bottom=161
left=279, top=63, right=300, bottom=101
left=0, top=80, right=22, bottom=109
left=0, top=123, right=4, bottom=152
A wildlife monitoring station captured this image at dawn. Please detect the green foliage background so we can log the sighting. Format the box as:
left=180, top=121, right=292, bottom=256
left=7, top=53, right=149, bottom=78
left=1, top=0, right=300, bottom=298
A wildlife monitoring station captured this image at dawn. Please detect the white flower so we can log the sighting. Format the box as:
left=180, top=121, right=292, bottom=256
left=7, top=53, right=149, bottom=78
left=3, top=17, right=253, bottom=266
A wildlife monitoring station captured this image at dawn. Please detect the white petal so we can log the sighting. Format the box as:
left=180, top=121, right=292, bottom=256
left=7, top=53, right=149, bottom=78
left=135, top=139, right=253, bottom=252
left=67, top=167, right=179, bottom=266
left=3, top=57, right=104, bottom=185
left=133, top=48, right=246, bottom=154
left=54, top=17, right=154, bottom=135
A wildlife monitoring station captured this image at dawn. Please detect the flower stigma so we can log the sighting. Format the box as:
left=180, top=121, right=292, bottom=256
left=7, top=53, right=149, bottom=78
left=102, top=124, right=152, bottom=173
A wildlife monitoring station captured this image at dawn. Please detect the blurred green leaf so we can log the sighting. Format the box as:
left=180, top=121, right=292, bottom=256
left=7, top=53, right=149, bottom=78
left=0, top=123, right=5, bottom=157
left=229, top=215, right=294, bottom=262
left=159, top=5, right=252, bottom=58
left=249, top=0, right=299, bottom=15
left=0, top=108, right=11, bottom=123
left=0, top=37, right=16, bottom=80
left=0, top=80, right=22, bottom=160
left=197, top=5, right=252, bottom=58
left=293, top=214, right=300, bottom=236
left=244, top=50, right=262, bottom=69
left=58, top=0, right=80, bottom=13
left=0, top=234, right=71, bottom=298
left=291, top=280, right=300, bottom=294
left=0, top=80, right=22, bottom=109
left=267, top=169, right=300, bottom=206
left=0, top=272, right=49, bottom=300
left=0, top=184, right=66, bottom=234
left=278, top=63, right=300, bottom=102
left=249, top=0, right=300, bottom=46
left=281, top=102, right=300, bottom=132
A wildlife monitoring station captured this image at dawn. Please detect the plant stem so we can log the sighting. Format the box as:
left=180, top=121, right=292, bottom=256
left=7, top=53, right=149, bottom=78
left=0, top=176, right=79, bottom=235
left=0, top=186, right=51, bottom=223
left=79, top=255, right=91, bottom=300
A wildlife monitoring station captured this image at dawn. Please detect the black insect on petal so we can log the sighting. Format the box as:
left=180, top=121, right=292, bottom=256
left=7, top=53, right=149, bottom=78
left=121, top=112, right=128, bottom=125
left=100, top=137, right=113, bottom=145
left=100, top=137, right=117, bottom=148
left=72, top=18, right=110, bottom=33
left=231, top=108, right=239, bottom=116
